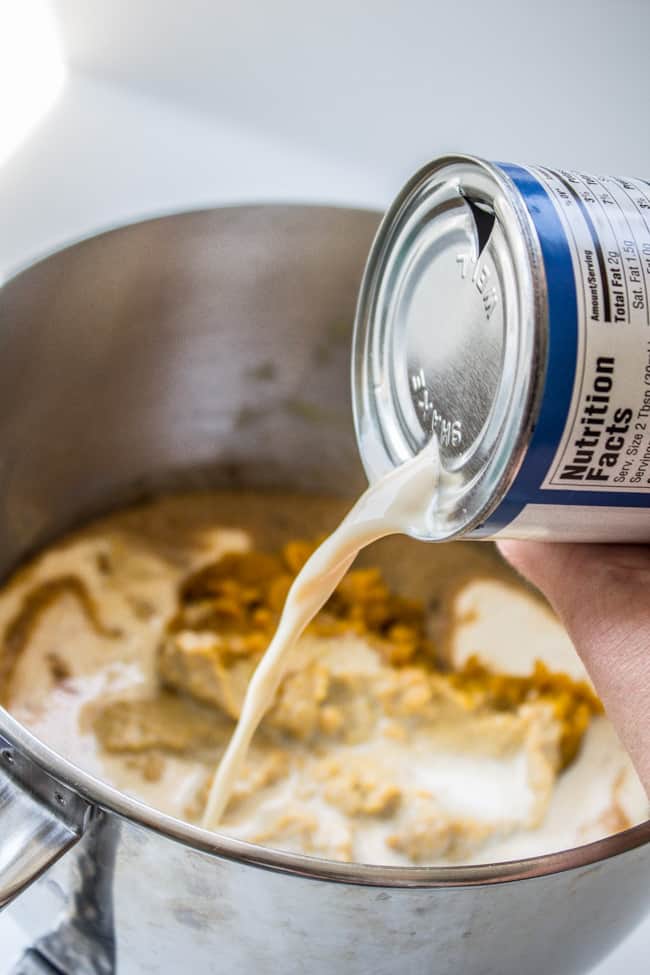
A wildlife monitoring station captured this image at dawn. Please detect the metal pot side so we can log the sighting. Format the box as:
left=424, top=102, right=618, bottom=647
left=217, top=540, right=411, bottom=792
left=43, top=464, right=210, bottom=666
left=0, top=206, right=648, bottom=974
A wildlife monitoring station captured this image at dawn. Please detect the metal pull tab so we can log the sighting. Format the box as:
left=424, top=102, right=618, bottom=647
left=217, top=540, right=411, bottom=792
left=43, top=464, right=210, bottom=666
left=0, top=735, right=91, bottom=911
left=464, top=197, right=496, bottom=259
left=9, top=950, right=65, bottom=975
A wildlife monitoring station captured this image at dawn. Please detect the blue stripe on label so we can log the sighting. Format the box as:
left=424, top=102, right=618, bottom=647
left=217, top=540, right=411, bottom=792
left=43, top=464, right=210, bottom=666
left=478, top=163, right=647, bottom=538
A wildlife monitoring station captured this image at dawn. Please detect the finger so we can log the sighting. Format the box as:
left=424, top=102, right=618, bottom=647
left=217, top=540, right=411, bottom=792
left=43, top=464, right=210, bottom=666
left=497, top=540, right=650, bottom=793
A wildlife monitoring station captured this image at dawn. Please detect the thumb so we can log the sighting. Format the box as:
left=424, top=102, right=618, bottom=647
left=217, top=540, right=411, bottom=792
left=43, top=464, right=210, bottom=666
left=497, top=540, right=650, bottom=794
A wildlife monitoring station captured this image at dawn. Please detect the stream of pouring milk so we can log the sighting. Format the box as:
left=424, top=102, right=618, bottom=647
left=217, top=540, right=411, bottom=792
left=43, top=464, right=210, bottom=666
left=201, top=441, right=440, bottom=828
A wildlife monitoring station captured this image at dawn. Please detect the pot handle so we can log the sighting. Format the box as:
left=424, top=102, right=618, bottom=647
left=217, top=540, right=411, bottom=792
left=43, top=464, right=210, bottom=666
left=0, top=738, right=91, bottom=911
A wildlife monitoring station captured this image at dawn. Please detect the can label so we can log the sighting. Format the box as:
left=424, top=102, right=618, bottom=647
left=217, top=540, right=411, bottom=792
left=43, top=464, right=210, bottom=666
left=532, top=167, right=650, bottom=494
left=485, top=164, right=650, bottom=539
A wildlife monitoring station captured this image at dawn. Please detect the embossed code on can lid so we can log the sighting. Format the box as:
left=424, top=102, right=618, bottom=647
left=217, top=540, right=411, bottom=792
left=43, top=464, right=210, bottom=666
left=352, top=155, right=544, bottom=540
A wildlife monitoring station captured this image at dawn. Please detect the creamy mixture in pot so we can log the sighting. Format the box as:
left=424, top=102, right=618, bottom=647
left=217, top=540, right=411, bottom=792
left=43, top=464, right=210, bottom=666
left=1, top=490, right=646, bottom=865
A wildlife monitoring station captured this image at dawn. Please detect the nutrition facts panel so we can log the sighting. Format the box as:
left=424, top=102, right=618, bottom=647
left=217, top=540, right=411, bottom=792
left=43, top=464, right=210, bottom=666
left=532, top=166, right=650, bottom=494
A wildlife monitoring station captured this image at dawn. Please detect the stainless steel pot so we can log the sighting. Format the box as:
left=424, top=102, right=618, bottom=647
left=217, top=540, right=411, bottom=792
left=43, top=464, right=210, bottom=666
left=0, top=206, right=648, bottom=975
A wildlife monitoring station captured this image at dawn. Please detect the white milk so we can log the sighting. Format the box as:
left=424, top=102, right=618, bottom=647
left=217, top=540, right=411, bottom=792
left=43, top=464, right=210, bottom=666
left=201, top=441, right=440, bottom=827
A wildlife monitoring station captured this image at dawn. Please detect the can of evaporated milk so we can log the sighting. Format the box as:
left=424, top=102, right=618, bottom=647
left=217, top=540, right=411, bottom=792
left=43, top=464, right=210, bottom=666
left=352, top=154, right=650, bottom=542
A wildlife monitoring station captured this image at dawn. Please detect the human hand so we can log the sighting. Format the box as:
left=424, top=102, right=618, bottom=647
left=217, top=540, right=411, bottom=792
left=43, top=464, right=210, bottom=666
left=497, top=541, right=650, bottom=796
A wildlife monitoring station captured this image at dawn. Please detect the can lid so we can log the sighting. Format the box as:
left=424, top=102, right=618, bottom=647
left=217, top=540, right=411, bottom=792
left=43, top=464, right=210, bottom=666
left=353, top=156, right=545, bottom=539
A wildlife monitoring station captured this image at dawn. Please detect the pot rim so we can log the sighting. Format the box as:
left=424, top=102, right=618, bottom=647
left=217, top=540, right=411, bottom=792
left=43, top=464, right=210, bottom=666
left=2, top=705, right=649, bottom=888
left=0, top=206, right=650, bottom=888
left=1, top=202, right=649, bottom=889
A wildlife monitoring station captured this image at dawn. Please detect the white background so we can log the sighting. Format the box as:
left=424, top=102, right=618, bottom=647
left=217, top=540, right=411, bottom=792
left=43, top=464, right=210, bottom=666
left=1, top=1, right=649, bottom=970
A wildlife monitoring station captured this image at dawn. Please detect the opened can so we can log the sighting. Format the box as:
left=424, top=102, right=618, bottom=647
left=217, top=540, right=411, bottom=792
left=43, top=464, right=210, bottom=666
left=352, top=154, right=650, bottom=541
